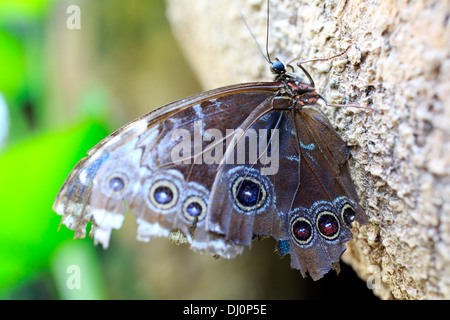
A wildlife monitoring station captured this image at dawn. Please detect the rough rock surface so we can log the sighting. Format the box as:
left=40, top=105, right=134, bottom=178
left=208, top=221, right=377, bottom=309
left=167, top=0, right=450, bottom=299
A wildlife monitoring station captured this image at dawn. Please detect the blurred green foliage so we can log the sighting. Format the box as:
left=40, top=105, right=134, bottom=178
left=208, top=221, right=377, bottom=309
left=0, top=0, right=68, bottom=299
left=0, top=0, right=200, bottom=299
left=0, top=120, right=109, bottom=298
left=0, top=0, right=50, bottom=141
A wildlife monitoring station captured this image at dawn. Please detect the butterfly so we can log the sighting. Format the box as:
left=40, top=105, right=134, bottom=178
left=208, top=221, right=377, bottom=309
left=53, top=20, right=369, bottom=281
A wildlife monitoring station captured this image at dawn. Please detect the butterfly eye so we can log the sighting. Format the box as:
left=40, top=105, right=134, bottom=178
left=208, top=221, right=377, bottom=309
left=341, top=203, right=356, bottom=228
left=290, top=216, right=313, bottom=245
left=148, top=180, right=179, bottom=210
left=231, top=176, right=267, bottom=212
left=271, top=60, right=286, bottom=74
left=182, top=196, right=207, bottom=223
left=316, top=211, right=340, bottom=241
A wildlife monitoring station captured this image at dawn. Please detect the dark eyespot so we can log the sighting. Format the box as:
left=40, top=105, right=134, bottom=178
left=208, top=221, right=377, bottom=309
left=341, top=204, right=356, bottom=228
left=187, top=202, right=201, bottom=216
left=109, top=176, right=125, bottom=192
left=154, top=186, right=173, bottom=204
left=182, top=196, right=207, bottom=222
left=105, top=173, right=128, bottom=196
left=149, top=180, right=178, bottom=210
left=236, top=180, right=260, bottom=207
left=231, top=176, right=266, bottom=212
left=291, top=217, right=313, bottom=245
left=316, top=212, right=340, bottom=240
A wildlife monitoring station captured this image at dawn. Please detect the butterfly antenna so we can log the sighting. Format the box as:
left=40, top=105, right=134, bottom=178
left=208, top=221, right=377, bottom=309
left=240, top=11, right=271, bottom=64
left=265, top=0, right=273, bottom=63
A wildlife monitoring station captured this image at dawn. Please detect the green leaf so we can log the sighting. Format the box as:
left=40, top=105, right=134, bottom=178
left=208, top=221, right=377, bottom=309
left=0, top=31, right=25, bottom=96
left=0, top=120, right=109, bottom=289
left=0, top=0, right=51, bottom=21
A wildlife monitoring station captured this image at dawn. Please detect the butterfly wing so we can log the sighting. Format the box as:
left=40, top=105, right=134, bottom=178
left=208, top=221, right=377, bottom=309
left=286, top=107, right=367, bottom=280
left=206, top=100, right=367, bottom=280
left=54, top=80, right=367, bottom=280
left=53, top=83, right=281, bottom=257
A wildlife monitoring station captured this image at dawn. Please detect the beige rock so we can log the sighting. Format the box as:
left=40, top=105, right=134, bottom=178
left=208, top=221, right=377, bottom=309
left=167, top=0, right=450, bottom=299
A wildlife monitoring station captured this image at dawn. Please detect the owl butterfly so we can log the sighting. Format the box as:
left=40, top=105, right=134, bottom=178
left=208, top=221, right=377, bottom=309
left=53, top=22, right=369, bottom=282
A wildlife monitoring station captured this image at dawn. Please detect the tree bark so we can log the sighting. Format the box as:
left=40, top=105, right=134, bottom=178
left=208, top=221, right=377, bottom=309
left=167, top=0, right=450, bottom=299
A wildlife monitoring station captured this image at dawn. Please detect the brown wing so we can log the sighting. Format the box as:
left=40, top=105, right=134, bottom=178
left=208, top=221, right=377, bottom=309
left=53, top=82, right=281, bottom=258
left=206, top=102, right=367, bottom=280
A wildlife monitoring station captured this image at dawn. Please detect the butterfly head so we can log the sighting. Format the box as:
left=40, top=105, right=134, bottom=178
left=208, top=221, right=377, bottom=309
left=270, top=60, right=286, bottom=75
left=270, top=59, right=306, bottom=85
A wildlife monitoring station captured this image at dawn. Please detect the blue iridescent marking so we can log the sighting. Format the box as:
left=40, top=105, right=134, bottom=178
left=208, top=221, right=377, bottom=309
left=300, top=141, right=315, bottom=150
left=85, top=152, right=110, bottom=181
left=277, top=240, right=290, bottom=257
left=306, top=153, right=318, bottom=166
left=298, top=140, right=318, bottom=166
left=68, top=152, right=109, bottom=201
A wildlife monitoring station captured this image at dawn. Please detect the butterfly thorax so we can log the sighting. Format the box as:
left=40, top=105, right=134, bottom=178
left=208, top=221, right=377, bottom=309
left=271, top=61, right=321, bottom=108
left=286, top=80, right=320, bottom=107
left=273, top=75, right=321, bottom=109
